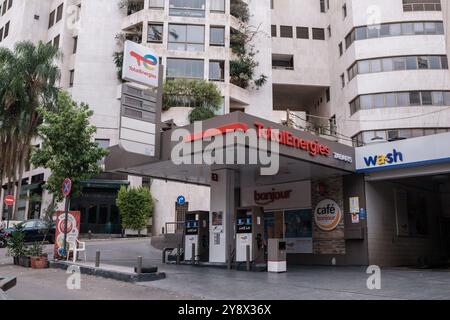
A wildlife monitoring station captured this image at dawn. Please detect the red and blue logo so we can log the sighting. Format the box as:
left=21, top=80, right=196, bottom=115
left=130, top=51, right=158, bottom=71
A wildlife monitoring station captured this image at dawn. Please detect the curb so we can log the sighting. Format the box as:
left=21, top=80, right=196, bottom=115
left=50, top=261, right=166, bottom=283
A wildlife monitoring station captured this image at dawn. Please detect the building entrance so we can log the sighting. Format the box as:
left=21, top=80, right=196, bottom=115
left=366, top=174, right=450, bottom=267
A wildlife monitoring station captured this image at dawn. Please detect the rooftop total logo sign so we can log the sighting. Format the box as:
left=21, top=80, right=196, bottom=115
left=123, top=40, right=159, bottom=87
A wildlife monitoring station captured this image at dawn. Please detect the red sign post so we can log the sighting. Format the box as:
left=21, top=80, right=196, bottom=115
left=3, top=195, right=15, bottom=229
left=61, top=178, right=72, bottom=258
left=3, top=195, right=15, bottom=206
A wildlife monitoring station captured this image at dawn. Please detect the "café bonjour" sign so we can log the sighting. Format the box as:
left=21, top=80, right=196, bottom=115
left=314, top=199, right=342, bottom=231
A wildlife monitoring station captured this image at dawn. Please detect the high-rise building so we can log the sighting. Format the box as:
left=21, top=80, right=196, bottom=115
left=1, top=0, right=449, bottom=238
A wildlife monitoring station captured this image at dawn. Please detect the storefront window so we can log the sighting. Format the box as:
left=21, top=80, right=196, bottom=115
left=284, top=210, right=313, bottom=238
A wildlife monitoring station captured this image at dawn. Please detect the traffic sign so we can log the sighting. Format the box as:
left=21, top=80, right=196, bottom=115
left=62, top=178, right=72, bottom=197
left=3, top=195, right=15, bottom=206
left=177, top=196, right=186, bottom=205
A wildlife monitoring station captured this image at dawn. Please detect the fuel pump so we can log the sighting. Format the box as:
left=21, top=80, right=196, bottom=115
left=235, top=207, right=265, bottom=263
left=184, top=211, right=209, bottom=262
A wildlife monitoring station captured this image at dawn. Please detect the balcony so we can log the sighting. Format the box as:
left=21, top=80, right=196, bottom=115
left=119, top=0, right=145, bottom=16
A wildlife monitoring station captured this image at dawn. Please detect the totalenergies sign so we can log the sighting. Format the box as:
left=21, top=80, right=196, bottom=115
left=184, top=121, right=332, bottom=158
left=314, top=199, right=342, bottom=231
left=123, top=40, right=159, bottom=87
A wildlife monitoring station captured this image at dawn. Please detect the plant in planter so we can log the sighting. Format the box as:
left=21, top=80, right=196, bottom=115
left=28, top=242, right=48, bottom=269
left=5, top=224, right=28, bottom=267
left=162, top=79, right=222, bottom=123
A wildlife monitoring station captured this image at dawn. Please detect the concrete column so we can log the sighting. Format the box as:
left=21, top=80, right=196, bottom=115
left=209, top=168, right=236, bottom=263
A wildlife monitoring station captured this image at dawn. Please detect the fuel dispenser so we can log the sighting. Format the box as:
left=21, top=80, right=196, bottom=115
left=235, top=207, right=265, bottom=263
left=184, top=211, right=209, bottom=262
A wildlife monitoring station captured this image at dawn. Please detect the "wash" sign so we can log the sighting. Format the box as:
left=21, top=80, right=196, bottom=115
left=363, top=149, right=404, bottom=167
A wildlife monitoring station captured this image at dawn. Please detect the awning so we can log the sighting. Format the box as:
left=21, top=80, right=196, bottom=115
left=22, top=182, right=44, bottom=192
left=80, top=180, right=130, bottom=190
left=106, top=111, right=356, bottom=186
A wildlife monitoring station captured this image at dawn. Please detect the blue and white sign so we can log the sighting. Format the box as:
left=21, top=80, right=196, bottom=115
left=359, top=208, right=367, bottom=220
left=356, top=132, right=450, bottom=172
left=177, top=195, right=186, bottom=205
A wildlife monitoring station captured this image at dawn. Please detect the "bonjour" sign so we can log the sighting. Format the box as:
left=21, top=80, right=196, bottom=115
left=254, top=189, right=293, bottom=206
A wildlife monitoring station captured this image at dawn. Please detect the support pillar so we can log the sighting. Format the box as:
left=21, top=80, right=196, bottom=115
left=209, top=169, right=236, bottom=263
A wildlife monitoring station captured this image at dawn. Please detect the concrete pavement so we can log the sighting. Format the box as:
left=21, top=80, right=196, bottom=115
left=2, top=238, right=450, bottom=300
left=0, top=265, right=199, bottom=300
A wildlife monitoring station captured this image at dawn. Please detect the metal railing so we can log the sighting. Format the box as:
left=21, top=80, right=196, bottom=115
left=164, top=221, right=185, bottom=235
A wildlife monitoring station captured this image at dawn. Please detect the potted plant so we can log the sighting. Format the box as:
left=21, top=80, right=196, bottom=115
left=28, top=242, right=48, bottom=269
left=5, top=224, right=28, bottom=266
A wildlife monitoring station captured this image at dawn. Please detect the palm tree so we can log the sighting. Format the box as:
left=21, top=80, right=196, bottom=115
left=0, top=41, right=61, bottom=220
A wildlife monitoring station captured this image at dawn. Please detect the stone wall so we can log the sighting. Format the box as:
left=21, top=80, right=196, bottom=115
left=311, top=177, right=346, bottom=255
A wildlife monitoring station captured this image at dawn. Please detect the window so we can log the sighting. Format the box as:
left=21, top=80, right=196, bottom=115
left=69, top=69, right=75, bottom=87
left=148, top=23, right=163, bottom=42
left=271, top=25, right=277, bottom=37
left=345, top=21, right=445, bottom=48
left=149, top=0, right=165, bottom=8
left=53, top=35, right=60, bottom=48
left=418, top=56, right=428, bottom=69
left=3, top=21, right=8, bottom=38
left=167, top=58, right=204, bottom=78
left=56, top=3, right=63, bottom=22
left=168, top=24, right=205, bottom=52
left=422, top=91, right=433, bottom=105
left=1, top=0, right=6, bottom=15
left=95, top=139, right=110, bottom=165
left=209, top=60, right=224, bottom=81
left=348, top=55, right=449, bottom=80
left=358, top=60, right=370, bottom=74
left=405, top=56, right=417, bottom=70
left=350, top=91, right=450, bottom=114
left=338, top=42, right=343, bottom=56
left=312, top=28, right=325, bottom=40
left=403, top=0, right=441, bottom=12
left=210, top=26, right=225, bottom=46
left=340, top=73, right=345, bottom=88
left=327, top=25, right=331, bottom=37
left=272, top=54, right=294, bottom=70
left=7, top=0, right=11, bottom=9
left=48, top=10, right=55, bottom=28
left=73, top=36, right=78, bottom=53
left=210, top=0, right=225, bottom=13
left=352, top=128, right=450, bottom=146
left=0, top=28, right=3, bottom=42
left=342, top=3, right=347, bottom=19
left=280, top=26, right=293, bottom=38
left=320, top=0, right=327, bottom=13
left=296, top=27, right=309, bottom=39
left=169, top=0, right=205, bottom=18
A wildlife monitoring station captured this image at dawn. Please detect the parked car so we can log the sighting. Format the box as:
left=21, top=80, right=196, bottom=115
left=0, top=219, right=55, bottom=248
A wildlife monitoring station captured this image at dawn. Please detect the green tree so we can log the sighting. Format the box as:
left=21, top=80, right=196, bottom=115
left=116, top=186, right=154, bottom=235
left=0, top=41, right=61, bottom=218
left=162, top=79, right=222, bottom=123
left=31, top=91, right=109, bottom=203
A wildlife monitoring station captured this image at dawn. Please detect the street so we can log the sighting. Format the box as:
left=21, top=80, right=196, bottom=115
left=1, top=238, right=450, bottom=300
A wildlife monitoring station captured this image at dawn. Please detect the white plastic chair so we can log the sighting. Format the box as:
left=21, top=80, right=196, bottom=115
left=67, top=239, right=87, bottom=263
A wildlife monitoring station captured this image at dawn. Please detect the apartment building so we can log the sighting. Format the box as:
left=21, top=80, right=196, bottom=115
left=2, top=0, right=450, bottom=247
left=0, top=0, right=141, bottom=234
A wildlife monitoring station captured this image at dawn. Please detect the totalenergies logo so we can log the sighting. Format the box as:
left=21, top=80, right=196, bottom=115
left=130, top=51, right=158, bottom=71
